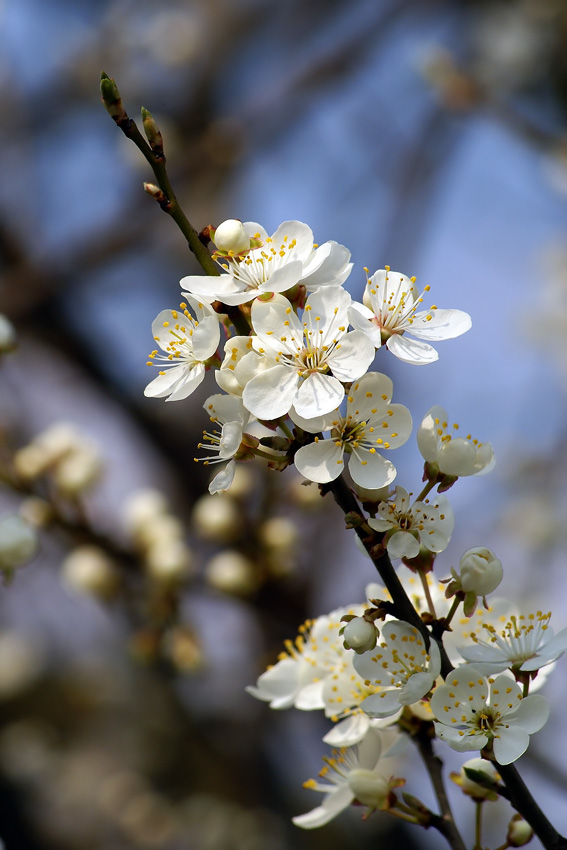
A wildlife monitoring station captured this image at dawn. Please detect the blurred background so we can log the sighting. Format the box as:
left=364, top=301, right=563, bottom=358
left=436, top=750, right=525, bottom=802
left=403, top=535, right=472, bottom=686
left=0, top=0, right=566, bottom=847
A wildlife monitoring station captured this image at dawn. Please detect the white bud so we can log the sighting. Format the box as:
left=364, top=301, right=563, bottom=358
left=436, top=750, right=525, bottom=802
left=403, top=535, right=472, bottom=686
left=459, top=547, right=503, bottom=596
left=0, top=516, right=38, bottom=570
left=343, top=617, right=378, bottom=653
left=53, top=446, right=102, bottom=496
left=0, top=314, right=17, bottom=353
left=205, top=551, right=258, bottom=595
left=61, top=546, right=118, bottom=599
left=122, top=489, right=169, bottom=535
left=13, top=445, right=49, bottom=479
left=192, top=494, right=241, bottom=542
left=213, top=219, right=250, bottom=254
left=145, top=540, right=193, bottom=583
left=258, top=516, right=297, bottom=551
left=136, top=514, right=185, bottom=550
left=507, top=814, right=534, bottom=847
left=459, top=758, right=500, bottom=798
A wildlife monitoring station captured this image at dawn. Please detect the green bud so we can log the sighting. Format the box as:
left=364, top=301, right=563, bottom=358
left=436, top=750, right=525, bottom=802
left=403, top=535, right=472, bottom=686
left=100, top=72, right=127, bottom=123
left=141, top=107, right=164, bottom=157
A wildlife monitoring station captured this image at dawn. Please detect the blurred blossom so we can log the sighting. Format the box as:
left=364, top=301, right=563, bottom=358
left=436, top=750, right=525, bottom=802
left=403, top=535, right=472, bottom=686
left=205, top=550, right=259, bottom=596
left=192, top=493, right=242, bottom=542
left=61, top=545, right=120, bottom=600
left=0, top=633, right=43, bottom=699
left=0, top=514, right=38, bottom=572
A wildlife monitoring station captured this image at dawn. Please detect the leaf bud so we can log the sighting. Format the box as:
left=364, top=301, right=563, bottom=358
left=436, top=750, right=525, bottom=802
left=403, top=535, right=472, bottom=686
left=100, top=72, right=127, bottom=123
left=141, top=107, right=164, bottom=157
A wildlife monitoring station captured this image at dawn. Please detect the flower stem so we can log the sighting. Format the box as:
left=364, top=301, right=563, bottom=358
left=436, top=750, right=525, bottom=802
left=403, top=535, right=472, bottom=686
left=101, top=74, right=219, bottom=277
left=414, top=730, right=467, bottom=850
left=415, top=479, right=437, bottom=503
left=327, top=474, right=453, bottom=678
left=419, top=570, right=437, bottom=618
left=496, top=762, right=567, bottom=850
left=444, top=596, right=461, bottom=628
left=474, top=802, right=483, bottom=850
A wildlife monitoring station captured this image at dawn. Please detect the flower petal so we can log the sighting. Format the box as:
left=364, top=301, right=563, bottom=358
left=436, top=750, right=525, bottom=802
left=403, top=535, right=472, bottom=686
left=493, top=727, right=530, bottom=765
left=242, top=365, right=298, bottom=420
left=294, top=441, right=344, bottom=483
left=292, top=784, right=354, bottom=829
left=386, top=334, right=439, bottom=365
left=327, top=331, right=375, bottom=381
left=294, top=373, right=344, bottom=419
left=409, top=309, right=471, bottom=341
left=348, top=451, right=397, bottom=490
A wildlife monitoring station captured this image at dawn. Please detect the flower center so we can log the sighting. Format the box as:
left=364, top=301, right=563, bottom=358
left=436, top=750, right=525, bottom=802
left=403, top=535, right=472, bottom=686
left=217, top=233, right=301, bottom=289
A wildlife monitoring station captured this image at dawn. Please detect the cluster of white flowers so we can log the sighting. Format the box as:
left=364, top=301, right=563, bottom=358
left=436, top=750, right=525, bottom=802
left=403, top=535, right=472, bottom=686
left=145, top=217, right=563, bottom=839
left=146, top=219, right=476, bottom=496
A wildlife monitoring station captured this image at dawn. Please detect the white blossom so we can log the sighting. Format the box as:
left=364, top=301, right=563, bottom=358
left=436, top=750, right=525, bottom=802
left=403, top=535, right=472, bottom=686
left=431, top=665, right=549, bottom=764
left=144, top=296, right=220, bottom=402
left=246, top=606, right=364, bottom=712
left=458, top=611, right=567, bottom=676
left=349, top=266, right=471, bottom=365
left=196, top=395, right=252, bottom=494
left=293, top=728, right=404, bottom=829
left=243, top=287, right=375, bottom=420
left=353, top=620, right=441, bottom=718
left=292, top=372, right=412, bottom=488
left=417, top=405, right=494, bottom=476
left=181, top=220, right=352, bottom=306
left=368, top=486, right=454, bottom=559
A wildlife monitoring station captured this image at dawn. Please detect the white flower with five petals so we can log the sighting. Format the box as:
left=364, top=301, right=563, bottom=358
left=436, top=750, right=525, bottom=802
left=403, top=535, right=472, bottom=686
left=431, top=665, right=549, bottom=764
left=349, top=267, right=471, bottom=365
left=144, top=296, right=220, bottom=402
left=292, top=372, right=412, bottom=489
left=353, top=621, right=441, bottom=718
left=367, top=486, right=454, bottom=559
left=243, top=287, right=375, bottom=420
left=180, top=220, right=352, bottom=306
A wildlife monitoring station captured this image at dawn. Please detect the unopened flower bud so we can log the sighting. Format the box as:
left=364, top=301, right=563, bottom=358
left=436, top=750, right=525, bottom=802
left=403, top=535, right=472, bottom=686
left=258, top=517, right=297, bottom=551
left=343, top=617, right=378, bottom=653
left=145, top=540, right=193, bottom=584
left=192, top=494, right=241, bottom=543
left=455, top=758, right=500, bottom=800
left=459, top=548, right=503, bottom=596
left=123, top=489, right=169, bottom=536
left=212, top=219, right=250, bottom=254
left=61, top=546, right=118, bottom=599
left=0, top=314, right=17, bottom=354
left=205, top=551, right=258, bottom=595
left=0, top=516, right=38, bottom=571
left=507, top=814, right=534, bottom=846
left=53, top=447, right=103, bottom=496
